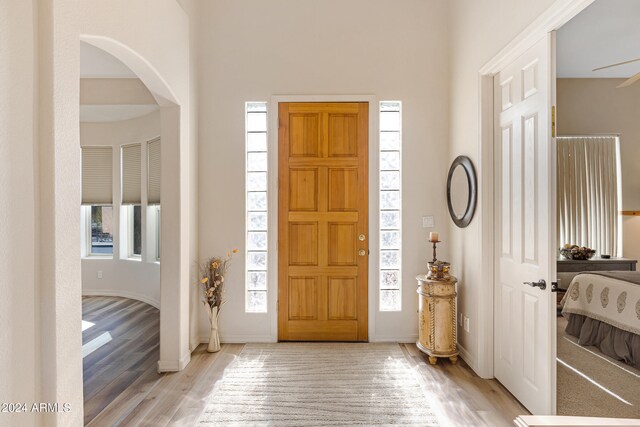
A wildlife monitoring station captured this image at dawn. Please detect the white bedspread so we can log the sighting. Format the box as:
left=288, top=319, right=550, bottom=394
left=562, top=273, right=640, bottom=336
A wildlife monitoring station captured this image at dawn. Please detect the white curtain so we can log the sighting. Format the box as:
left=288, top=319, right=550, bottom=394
left=557, top=136, right=619, bottom=256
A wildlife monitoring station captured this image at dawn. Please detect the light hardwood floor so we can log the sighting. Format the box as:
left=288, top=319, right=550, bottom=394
left=84, top=296, right=527, bottom=426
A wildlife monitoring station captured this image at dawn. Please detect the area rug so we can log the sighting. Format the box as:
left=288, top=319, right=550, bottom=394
left=198, top=343, right=440, bottom=426
left=557, top=317, right=640, bottom=419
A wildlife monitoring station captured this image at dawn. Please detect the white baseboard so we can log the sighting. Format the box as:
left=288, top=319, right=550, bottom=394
left=179, top=351, right=191, bottom=370
left=157, top=352, right=191, bottom=372
left=190, top=335, right=200, bottom=352
left=456, top=342, right=478, bottom=373
left=371, top=334, right=419, bottom=343
left=196, top=334, right=420, bottom=344
left=199, top=334, right=276, bottom=344
left=82, top=289, right=160, bottom=309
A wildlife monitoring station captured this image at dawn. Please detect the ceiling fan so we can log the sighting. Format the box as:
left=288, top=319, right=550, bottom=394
left=593, top=57, right=640, bottom=88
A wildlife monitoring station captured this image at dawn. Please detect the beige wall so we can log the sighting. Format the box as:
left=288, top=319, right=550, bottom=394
left=197, top=0, right=451, bottom=343
left=448, top=0, right=557, bottom=376
left=557, top=78, right=640, bottom=261
left=0, top=1, right=40, bottom=425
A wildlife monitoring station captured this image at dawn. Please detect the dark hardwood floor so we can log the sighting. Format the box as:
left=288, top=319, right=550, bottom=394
left=83, top=296, right=160, bottom=425
left=83, top=296, right=527, bottom=426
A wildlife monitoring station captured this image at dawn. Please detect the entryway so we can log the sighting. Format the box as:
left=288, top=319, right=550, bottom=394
left=277, top=102, right=369, bottom=341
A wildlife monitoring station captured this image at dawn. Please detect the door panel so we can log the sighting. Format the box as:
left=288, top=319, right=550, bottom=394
left=494, top=35, right=555, bottom=414
left=278, top=102, right=368, bottom=341
left=288, top=223, right=318, bottom=265
left=289, top=168, right=318, bottom=211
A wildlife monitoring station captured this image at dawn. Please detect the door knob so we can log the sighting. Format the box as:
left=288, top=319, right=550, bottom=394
left=358, top=249, right=366, bottom=257
left=523, top=279, right=546, bottom=290
left=358, top=234, right=366, bottom=241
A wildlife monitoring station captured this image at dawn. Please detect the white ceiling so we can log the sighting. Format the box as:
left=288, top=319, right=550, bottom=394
left=557, top=0, right=640, bottom=78
left=80, top=42, right=157, bottom=122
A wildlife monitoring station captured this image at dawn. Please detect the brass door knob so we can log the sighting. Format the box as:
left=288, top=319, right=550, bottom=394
left=359, top=234, right=366, bottom=241
left=358, top=249, right=366, bottom=257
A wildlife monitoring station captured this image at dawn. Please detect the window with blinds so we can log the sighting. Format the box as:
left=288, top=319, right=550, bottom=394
left=121, top=143, right=142, bottom=205
left=147, top=138, right=161, bottom=205
left=82, top=146, right=114, bottom=257
left=82, top=146, right=113, bottom=205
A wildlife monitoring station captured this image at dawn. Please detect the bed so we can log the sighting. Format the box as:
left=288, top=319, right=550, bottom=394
left=561, top=271, right=640, bottom=368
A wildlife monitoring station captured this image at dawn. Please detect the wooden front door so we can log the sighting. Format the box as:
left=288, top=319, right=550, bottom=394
left=278, top=102, right=368, bottom=341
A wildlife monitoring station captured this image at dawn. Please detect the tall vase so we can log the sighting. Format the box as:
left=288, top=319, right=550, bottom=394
left=207, top=305, right=221, bottom=353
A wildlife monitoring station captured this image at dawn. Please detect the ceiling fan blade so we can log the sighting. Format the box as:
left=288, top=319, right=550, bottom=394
left=593, top=57, right=640, bottom=72
left=617, top=71, right=640, bottom=88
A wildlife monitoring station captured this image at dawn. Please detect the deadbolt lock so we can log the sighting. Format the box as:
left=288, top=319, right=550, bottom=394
left=358, top=234, right=366, bottom=241
left=358, top=249, right=366, bottom=257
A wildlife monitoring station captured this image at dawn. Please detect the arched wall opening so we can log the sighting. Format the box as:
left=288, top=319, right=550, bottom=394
left=33, top=2, right=193, bottom=424
left=80, top=35, right=190, bottom=372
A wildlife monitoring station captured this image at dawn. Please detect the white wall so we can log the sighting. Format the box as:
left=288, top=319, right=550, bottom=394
left=175, top=0, right=203, bottom=352
left=37, top=0, right=84, bottom=424
left=448, top=0, right=557, bottom=375
left=557, top=78, right=640, bottom=262
left=197, top=0, right=450, bottom=343
left=81, top=111, right=161, bottom=307
left=0, top=1, right=40, bottom=425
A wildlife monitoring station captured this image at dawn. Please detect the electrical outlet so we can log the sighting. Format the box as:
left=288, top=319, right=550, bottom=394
left=422, top=216, right=435, bottom=228
left=97, top=270, right=103, bottom=279
left=464, top=316, right=470, bottom=333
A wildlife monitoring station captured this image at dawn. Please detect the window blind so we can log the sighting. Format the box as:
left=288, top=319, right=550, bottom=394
left=147, top=137, right=161, bottom=205
left=122, top=143, right=142, bottom=205
left=82, top=146, right=113, bottom=205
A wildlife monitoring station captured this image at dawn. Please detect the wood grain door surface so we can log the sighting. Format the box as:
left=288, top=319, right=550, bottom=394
left=278, top=102, right=368, bottom=341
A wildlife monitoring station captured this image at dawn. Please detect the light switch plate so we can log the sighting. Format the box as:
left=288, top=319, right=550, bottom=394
left=97, top=270, right=103, bottom=279
left=464, top=316, right=470, bottom=333
left=422, top=215, right=434, bottom=228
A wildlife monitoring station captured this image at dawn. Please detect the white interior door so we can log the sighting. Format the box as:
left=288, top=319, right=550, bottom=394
left=494, top=33, right=556, bottom=415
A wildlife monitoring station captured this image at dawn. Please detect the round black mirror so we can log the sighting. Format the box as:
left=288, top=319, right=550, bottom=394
left=447, top=156, right=477, bottom=228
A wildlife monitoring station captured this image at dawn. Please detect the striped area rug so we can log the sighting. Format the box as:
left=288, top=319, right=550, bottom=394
left=198, top=343, right=440, bottom=426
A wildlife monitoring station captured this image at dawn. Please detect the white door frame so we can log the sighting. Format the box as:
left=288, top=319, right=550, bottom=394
left=268, top=95, right=378, bottom=342
left=475, top=0, right=595, bottom=379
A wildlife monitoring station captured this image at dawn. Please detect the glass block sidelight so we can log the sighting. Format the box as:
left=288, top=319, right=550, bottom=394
left=247, top=251, right=267, bottom=270
left=247, top=291, right=267, bottom=313
left=248, top=212, right=267, bottom=231
left=246, top=102, right=268, bottom=312
left=247, top=192, right=267, bottom=211
left=380, top=290, right=401, bottom=312
left=380, top=211, right=400, bottom=229
left=379, top=101, right=402, bottom=311
left=380, top=191, right=400, bottom=210
left=380, top=171, right=400, bottom=190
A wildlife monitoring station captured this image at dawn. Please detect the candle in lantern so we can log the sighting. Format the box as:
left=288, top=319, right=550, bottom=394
left=429, top=232, right=439, bottom=242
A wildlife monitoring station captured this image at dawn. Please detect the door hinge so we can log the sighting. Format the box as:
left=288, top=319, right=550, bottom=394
left=551, top=105, right=556, bottom=138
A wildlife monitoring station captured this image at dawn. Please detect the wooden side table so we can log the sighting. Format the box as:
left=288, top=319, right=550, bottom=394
left=416, top=274, right=458, bottom=365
